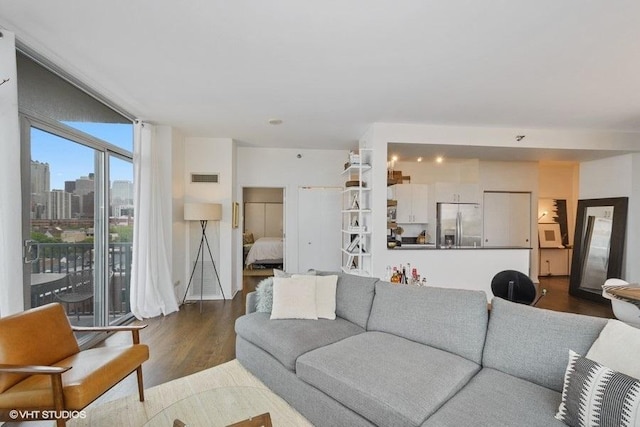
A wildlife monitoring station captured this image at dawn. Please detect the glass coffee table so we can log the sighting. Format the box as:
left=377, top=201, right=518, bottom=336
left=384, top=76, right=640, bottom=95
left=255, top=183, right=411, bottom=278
left=143, top=386, right=310, bottom=427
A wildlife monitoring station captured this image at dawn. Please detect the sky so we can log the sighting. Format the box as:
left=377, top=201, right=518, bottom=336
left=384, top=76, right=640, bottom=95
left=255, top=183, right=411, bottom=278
left=31, top=122, right=134, bottom=190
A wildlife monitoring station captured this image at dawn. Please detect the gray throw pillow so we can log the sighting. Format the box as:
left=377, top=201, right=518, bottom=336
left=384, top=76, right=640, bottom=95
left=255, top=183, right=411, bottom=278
left=255, top=277, right=274, bottom=312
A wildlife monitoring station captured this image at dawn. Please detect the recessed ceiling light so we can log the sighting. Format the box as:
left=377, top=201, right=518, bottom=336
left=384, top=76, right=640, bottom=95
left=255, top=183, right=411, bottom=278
left=268, top=119, right=283, bottom=125
left=436, top=156, right=444, bottom=163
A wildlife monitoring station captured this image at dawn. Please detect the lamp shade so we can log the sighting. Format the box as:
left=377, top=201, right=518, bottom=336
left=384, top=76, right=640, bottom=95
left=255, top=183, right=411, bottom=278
left=184, top=203, right=222, bottom=221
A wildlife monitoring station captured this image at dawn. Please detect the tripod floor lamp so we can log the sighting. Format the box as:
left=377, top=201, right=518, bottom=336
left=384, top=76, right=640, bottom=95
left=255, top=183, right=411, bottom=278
left=182, top=202, right=226, bottom=311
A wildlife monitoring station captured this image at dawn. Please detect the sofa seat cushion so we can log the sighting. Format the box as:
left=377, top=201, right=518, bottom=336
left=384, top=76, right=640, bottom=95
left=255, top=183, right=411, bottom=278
left=234, top=312, right=364, bottom=371
left=0, top=344, right=149, bottom=409
left=296, top=331, right=481, bottom=427
left=422, top=368, right=566, bottom=427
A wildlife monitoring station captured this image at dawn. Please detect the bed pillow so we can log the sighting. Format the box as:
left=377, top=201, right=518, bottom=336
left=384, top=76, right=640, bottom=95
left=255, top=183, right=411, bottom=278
left=556, top=350, right=640, bottom=427
left=254, top=277, right=274, bottom=312
left=270, top=276, right=318, bottom=320
left=293, top=274, right=338, bottom=320
left=586, top=319, right=640, bottom=379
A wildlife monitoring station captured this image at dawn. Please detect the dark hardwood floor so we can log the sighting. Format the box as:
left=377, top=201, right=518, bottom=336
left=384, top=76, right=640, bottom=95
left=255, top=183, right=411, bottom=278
left=536, top=276, right=613, bottom=318
left=90, top=274, right=611, bottom=407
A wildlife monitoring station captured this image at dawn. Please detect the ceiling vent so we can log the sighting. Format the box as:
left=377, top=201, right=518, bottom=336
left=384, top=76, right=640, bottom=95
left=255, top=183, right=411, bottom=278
left=191, top=173, right=219, bottom=183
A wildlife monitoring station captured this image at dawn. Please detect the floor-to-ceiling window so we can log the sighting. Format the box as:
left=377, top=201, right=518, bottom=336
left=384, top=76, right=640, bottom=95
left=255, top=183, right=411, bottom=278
left=17, top=50, right=134, bottom=339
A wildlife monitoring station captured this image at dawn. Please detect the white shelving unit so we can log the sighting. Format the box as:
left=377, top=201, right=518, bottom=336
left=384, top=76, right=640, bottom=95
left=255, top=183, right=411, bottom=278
left=341, top=150, right=372, bottom=276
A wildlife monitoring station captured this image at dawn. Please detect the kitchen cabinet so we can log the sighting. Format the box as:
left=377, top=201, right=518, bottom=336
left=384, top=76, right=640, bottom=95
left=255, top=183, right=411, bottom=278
left=388, top=184, right=428, bottom=223
left=483, top=191, right=531, bottom=247
left=434, top=182, right=479, bottom=203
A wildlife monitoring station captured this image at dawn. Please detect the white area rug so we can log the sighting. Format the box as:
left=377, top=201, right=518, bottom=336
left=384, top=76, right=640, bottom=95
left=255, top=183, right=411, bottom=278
left=68, top=360, right=312, bottom=427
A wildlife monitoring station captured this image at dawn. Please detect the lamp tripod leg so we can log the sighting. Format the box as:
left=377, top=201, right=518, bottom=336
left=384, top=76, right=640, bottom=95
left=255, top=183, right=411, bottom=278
left=182, top=226, right=206, bottom=306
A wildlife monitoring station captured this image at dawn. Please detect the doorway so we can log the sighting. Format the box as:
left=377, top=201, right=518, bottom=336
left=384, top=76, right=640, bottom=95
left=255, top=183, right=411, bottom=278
left=242, top=187, right=285, bottom=278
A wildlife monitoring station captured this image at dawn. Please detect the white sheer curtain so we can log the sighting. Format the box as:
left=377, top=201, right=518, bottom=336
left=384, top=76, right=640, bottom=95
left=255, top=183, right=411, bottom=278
left=130, top=121, right=179, bottom=319
left=0, top=30, right=24, bottom=317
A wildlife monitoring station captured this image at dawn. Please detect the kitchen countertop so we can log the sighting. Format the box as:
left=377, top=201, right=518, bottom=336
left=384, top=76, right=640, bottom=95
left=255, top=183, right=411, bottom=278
left=390, top=244, right=532, bottom=250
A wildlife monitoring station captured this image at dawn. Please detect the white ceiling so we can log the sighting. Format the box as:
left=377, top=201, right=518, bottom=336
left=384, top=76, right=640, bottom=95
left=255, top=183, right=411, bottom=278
left=1, top=0, right=640, bottom=156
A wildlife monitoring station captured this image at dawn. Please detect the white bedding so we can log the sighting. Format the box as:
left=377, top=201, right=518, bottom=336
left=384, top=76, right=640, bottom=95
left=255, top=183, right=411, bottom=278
left=245, top=237, right=284, bottom=266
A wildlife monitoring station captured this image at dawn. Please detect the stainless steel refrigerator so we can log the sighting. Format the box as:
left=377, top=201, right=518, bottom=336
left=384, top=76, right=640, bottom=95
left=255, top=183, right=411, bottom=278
left=436, top=203, right=482, bottom=247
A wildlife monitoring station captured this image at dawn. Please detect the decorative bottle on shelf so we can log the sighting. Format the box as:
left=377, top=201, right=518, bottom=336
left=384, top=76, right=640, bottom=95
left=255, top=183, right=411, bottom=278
left=385, top=265, right=392, bottom=282
left=390, top=267, right=400, bottom=284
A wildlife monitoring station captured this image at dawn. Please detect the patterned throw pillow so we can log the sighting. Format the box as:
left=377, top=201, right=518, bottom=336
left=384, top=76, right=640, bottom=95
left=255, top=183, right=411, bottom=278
left=556, top=350, right=640, bottom=427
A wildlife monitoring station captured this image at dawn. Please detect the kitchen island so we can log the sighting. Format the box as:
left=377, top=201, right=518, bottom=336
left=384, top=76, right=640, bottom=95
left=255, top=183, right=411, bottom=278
left=378, top=246, right=532, bottom=300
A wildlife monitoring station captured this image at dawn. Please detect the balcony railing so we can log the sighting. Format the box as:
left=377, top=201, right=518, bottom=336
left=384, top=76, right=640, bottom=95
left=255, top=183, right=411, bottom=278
left=30, top=242, right=132, bottom=320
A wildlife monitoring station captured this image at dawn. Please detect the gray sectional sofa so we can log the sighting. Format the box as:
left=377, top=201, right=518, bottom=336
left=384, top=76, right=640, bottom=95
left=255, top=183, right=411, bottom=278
left=235, top=272, right=608, bottom=427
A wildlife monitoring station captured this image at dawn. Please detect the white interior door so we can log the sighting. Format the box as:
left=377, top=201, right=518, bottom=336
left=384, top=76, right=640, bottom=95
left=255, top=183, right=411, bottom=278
left=298, top=187, right=342, bottom=272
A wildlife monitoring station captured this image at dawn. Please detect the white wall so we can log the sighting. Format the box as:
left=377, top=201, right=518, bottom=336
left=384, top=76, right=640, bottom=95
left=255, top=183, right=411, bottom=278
left=392, top=160, right=475, bottom=184
left=183, top=137, right=236, bottom=299
left=579, top=154, right=638, bottom=282
left=236, top=147, right=347, bottom=278
left=0, top=30, right=23, bottom=316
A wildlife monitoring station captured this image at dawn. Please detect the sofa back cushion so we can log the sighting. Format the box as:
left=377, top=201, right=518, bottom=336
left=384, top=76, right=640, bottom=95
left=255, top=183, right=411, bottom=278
left=367, top=282, right=489, bottom=364
left=315, top=271, right=377, bottom=329
left=483, top=298, right=607, bottom=392
left=0, top=303, right=79, bottom=392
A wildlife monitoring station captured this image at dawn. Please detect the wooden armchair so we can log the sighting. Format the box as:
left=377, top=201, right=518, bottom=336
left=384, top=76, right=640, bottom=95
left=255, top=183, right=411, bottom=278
left=0, top=303, right=149, bottom=427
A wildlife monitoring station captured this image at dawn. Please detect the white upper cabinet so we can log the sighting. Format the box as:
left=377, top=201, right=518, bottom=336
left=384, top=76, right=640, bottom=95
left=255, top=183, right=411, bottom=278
left=389, top=184, right=429, bottom=223
left=434, top=182, right=480, bottom=203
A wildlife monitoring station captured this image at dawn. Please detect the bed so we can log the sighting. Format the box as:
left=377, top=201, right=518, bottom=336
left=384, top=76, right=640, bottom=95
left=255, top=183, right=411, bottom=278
left=244, top=237, right=284, bottom=268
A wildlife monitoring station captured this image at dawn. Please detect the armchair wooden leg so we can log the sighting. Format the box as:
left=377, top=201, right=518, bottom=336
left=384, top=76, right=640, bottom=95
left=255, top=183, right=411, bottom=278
left=51, top=373, right=67, bottom=427
left=136, top=365, right=145, bottom=401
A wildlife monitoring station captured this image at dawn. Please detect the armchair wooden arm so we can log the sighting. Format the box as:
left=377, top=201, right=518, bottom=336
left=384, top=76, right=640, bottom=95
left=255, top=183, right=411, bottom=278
left=0, top=364, right=71, bottom=375
left=0, top=364, right=71, bottom=425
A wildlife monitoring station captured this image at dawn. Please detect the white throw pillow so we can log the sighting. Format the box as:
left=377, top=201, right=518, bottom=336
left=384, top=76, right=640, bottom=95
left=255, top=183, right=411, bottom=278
left=270, top=276, right=318, bottom=320
left=294, top=274, right=338, bottom=320
left=586, top=318, right=640, bottom=379
left=273, top=268, right=317, bottom=278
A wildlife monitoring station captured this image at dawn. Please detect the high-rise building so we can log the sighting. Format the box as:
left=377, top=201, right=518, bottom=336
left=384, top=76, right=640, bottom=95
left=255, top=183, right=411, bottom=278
left=30, top=160, right=50, bottom=194
left=75, top=175, right=95, bottom=197
left=65, top=180, right=76, bottom=194
left=111, top=180, right=133, bottom=205
left=31, top=160, right=51, bottom=219
left=81, top=192, right=95, bottom=218
left=46, top=190, right=72, bottom=219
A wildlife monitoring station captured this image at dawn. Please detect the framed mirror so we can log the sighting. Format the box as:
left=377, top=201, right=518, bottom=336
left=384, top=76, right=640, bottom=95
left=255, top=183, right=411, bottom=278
left=569, top=197, right=628, bottom=302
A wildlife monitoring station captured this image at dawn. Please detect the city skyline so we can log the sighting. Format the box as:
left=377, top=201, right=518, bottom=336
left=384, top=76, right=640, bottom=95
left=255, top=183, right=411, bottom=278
left=31, top=122, right=134, bottom=190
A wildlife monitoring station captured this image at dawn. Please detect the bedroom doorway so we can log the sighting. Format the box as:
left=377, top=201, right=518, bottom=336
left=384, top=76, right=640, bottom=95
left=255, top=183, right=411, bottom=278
left=242, top=187, right=285, bottom=278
